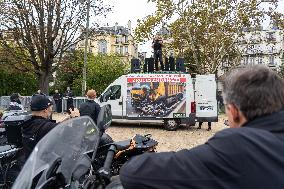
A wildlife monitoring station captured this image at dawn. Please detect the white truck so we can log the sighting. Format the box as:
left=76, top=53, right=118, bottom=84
left=97, top=73, right=217, bottom=131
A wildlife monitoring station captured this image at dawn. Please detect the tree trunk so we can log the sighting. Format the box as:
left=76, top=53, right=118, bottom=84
left=38, top=71, right=50, bottom=95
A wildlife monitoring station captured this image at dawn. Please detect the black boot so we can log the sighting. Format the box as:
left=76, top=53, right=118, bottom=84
left=207, top=122, right=212, bottom=131
left=197, top=122, right=202, bottom=129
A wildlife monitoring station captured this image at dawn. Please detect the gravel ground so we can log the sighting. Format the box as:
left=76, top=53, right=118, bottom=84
left=53, top=113, right=228, bottom=152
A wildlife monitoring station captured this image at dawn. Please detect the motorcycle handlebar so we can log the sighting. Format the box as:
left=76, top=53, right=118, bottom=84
left=103, top=145, right=117, bottom=170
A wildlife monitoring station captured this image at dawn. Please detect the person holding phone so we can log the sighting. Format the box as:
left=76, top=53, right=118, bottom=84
left=21, top=95, right=79, bottom=159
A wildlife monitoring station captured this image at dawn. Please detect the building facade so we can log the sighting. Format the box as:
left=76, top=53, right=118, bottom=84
left=77, top=21, right=138, bottom=62
left=237, top=26, right=284, bottom=69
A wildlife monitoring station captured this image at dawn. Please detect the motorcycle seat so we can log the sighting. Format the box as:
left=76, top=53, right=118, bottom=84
left=114, top=139, right=131, bottom=151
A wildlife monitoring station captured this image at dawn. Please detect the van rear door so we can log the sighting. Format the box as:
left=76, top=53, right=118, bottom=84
left=195, top=74, right=218, bottom=122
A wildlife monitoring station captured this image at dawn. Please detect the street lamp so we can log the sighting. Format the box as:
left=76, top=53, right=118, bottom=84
left=82, top=0, right=91, bottom=95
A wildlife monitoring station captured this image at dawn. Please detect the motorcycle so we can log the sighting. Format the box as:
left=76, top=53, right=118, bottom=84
left=93, top=133, right=158, bottom=176
left=0, top=110, right=29, bottom=188
left=12, top=105, right=158, bottom=189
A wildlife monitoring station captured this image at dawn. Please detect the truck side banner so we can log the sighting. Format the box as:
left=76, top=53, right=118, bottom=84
left=126, top=74, right=187, bottom=118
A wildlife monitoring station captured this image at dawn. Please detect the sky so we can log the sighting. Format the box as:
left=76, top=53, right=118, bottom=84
left=99, top=0, right=284, bottom=58
left=102, top=0, right=157, bottom=57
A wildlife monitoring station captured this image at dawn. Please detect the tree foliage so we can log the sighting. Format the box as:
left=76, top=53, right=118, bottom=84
left=0, top=0, right=111, bottom=93
left=0, top=67, right=38, bottom=96
left=0, top=47, right=38, bottom=96
left=135, top=0, right=281, bottom=74
left=53, top=50, right=129, bottom=95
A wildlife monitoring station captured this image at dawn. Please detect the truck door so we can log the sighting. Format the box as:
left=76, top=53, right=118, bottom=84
left=99, top=85, right=123, bottom=118
left=195, top=75, right=218, bottom=122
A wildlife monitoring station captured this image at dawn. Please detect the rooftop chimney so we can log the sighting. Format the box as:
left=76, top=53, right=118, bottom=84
left=115, top=22, right=118, bottom=32
left=128, top=20, right=131, bottom=34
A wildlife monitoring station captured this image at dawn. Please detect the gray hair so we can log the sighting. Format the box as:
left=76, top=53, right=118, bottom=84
left=223, top=65, right=284, bottom=121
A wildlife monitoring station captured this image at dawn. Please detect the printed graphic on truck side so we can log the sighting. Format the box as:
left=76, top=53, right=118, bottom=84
left=126, top=74, right=187, bottom=118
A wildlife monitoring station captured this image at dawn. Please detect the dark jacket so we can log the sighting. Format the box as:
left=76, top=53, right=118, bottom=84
left=79, top=100, right=101, bottom=124
left=22, top=116, right=57, bottom=159
left=152, top=40, right=162, bottom=51
left=120, top=110, right=284, bottom=189
left=53, top=92, right=62, bottom=101
left=64, top=90, right=73, bottom=98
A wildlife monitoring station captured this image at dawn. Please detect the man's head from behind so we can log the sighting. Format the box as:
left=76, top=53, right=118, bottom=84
left=30, top=95, right=53, bottom=119
left=10, top=93, right=21, bottom=103
left=154, top=34, right=161, bottom=40
left=223, top=65, right=284, bottom=128
left=86, top=89, right=97, bottom=100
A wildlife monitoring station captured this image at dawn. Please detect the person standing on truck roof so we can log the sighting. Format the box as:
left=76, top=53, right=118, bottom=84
left=119, top=65, right=284, bottom=189
left=79, top=89, right=101, bottom=124
left=152, top=34, right=164, bottom=72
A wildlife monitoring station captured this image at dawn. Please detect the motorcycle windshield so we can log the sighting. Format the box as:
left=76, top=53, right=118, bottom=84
left=12, top=116, right=100, bottom=189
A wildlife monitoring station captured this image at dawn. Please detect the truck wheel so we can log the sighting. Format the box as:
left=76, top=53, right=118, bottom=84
left=164, top=119, right=180, bottom=131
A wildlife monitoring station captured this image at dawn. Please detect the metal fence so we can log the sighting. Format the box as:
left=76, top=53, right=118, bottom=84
left=61, top=97, right=87, bottom=112
left=0, top=96, right=87, bottom=113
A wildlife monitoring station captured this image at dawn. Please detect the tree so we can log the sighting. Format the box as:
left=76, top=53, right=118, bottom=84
left=135, top=0, right=280, bottom=74
left=0, top=0, right=111, bottom=94
left=54, top=50, right=129, bottom=95
left=0, top=47, right=38, bottom=95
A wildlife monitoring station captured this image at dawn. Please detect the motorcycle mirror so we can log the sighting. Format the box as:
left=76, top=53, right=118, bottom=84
left=97, top=104, right=112, bottom=132
left=99, top=95, right=103, bottom=103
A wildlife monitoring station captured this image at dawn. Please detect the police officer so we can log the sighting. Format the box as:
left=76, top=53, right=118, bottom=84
left=53, top=89, right=62, bottom=113
left=21, top=95, right=79, bottom=159
left=64, top=87, right=74, bottom=113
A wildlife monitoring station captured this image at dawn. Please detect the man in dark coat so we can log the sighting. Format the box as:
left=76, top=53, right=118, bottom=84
left=79, top=89, right=101, bottom=124
left=53, top=89, right=62, bottom=113
left=119, top=65, right=284, bottom=189
left=64, top=87, right=74, bottom=113
left=22, top=95, right=79, bottom=159
left=152, top=34, right=164, bottom=71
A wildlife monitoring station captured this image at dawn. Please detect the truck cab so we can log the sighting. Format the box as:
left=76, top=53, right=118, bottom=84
left=98, top=76, right=125, bottom=118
